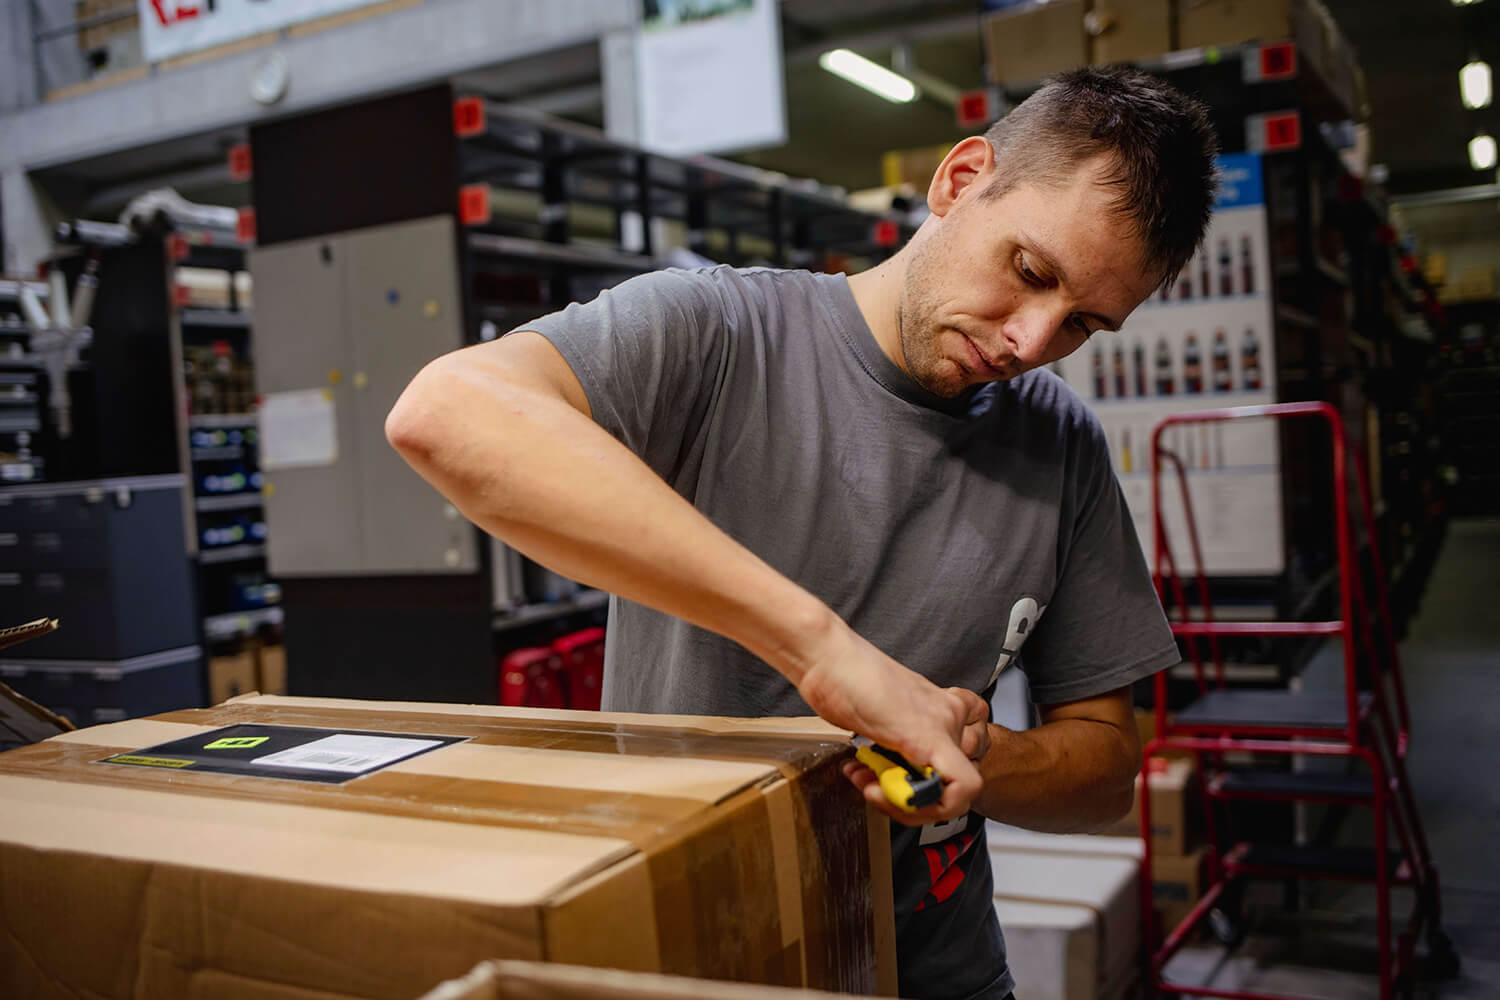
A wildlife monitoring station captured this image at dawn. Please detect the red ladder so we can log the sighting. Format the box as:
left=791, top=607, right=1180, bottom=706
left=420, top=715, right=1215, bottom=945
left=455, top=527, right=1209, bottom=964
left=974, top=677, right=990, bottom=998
left=1140, top=401, right=1455, bottom=1000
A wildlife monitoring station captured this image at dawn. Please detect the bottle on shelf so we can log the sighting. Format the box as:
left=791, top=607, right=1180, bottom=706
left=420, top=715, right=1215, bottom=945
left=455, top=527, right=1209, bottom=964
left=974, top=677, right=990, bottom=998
left=1092, top=345, right=1107, bottom=399
left=1112, top=343, right=1127, bottom=398
left=1199, top=252, right=1212, bottom=299
left=1183, top=332, right=1203, bottom=393
left=1120, top=427, right=1133, bottom=474
left=1178, top=261, right=1193, bottom=300
left=1240, top=235, right=1255, bottom=295
left=1218, top=238, right=1234, bottom=297
left=1242, top=327, right=1262, bottom=390
left=1212, top=328, right=1233, bottom=392
left=1133, top=340, right=1147, bottom=397
left=1155, top=338, right=1175, bottom=396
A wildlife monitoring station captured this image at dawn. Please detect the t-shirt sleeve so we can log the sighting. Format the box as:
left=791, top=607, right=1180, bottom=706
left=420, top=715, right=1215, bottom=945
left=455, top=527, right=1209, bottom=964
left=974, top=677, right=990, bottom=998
left=1020, top=419, right=1181, bottom=706
left=515, top=268, right=730, bottom=479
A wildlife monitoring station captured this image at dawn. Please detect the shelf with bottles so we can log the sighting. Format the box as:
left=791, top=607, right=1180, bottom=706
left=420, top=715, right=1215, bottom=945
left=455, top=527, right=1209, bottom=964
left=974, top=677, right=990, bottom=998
left=0, top=280, right=49, bottom=484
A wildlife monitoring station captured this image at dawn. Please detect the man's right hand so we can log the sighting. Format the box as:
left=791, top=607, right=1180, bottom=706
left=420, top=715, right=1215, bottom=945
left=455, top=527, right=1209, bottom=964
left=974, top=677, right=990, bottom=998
left=795, top=619, right=984, bottom=823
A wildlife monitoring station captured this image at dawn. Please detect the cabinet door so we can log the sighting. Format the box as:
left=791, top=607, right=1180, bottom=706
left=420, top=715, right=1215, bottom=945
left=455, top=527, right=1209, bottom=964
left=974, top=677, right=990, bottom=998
left=343, top=215, right=477, bottom=574
left=249, top=237, right=365, bottom=575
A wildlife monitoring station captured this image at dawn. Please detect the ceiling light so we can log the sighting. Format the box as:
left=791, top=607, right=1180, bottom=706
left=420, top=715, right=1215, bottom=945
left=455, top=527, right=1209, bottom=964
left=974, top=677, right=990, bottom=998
left=818, top=49, right=918, bottom=104
left=1471, top=130, right=1498, bottom=170
left=1461, top=57, right=1493, bottom=108
left=1451, top=0, right=1484, bottom=6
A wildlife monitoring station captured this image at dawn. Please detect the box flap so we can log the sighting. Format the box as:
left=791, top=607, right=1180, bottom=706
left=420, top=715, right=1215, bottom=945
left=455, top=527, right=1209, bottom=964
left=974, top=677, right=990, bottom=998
left=0, top=678, right=73, bottom=749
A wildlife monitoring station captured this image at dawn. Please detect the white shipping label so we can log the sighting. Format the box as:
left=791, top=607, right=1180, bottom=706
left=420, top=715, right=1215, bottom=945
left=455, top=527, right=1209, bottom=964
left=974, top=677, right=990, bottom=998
left=253, top=733, right=442, bottom=773
left=259, top=389, right=338, bottom=470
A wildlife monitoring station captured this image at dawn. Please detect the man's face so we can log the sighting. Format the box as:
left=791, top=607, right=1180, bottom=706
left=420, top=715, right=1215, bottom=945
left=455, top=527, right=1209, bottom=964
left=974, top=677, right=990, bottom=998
left=898, top=157, right=1159, bottom=398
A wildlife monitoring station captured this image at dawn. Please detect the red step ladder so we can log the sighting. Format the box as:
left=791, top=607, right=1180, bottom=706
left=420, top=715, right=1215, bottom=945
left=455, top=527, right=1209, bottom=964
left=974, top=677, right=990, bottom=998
left=1140, top=401, right=1456, bottom=1000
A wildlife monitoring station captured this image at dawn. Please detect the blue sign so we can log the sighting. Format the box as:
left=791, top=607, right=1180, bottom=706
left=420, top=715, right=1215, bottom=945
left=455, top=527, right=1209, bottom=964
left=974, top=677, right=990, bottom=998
left=1214, top=153, right=1264, bottom=210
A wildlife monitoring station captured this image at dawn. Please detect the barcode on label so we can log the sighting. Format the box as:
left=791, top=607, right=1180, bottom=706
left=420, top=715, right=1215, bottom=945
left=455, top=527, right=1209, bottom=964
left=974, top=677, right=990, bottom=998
left=254, top=734, right=443, bottom=774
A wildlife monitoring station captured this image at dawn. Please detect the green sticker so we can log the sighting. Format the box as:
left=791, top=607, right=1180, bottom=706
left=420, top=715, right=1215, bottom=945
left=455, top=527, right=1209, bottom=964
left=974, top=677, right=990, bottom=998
left=204, top=736, right=269, bottom=750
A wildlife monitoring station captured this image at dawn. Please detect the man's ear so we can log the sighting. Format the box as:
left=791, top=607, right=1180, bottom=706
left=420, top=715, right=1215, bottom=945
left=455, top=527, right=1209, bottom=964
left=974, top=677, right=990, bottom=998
left=927, top=137, right=996, bottom=217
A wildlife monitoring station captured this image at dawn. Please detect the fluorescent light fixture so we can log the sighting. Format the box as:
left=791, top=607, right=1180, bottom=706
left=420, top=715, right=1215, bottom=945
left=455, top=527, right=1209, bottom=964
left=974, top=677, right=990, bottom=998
left=1471, top=130, right=1498, bottom=171
left=1461, top=58, right=1493, bottom=108
left=818, top=49, right=918, bottom=104
left=1451, top=0, right=1483, bottom=6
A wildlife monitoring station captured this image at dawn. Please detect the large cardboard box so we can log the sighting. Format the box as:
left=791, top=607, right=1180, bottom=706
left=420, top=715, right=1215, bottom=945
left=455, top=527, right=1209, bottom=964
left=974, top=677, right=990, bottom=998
left=983, top=0, right=1090, bottom=87
left=0, top=696, right=895, bottom=999
left=1177, top=0, right=1302, bottom=49
left=1152, top=846, right=1207, bottom=933
left=1089, top=0, right=1173, bottom=66
left=421, top=959, right=876, bottom=1000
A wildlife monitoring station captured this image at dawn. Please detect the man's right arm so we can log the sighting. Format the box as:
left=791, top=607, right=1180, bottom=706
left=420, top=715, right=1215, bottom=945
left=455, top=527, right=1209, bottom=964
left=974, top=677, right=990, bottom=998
left=386, top=330, right=982, bottom=818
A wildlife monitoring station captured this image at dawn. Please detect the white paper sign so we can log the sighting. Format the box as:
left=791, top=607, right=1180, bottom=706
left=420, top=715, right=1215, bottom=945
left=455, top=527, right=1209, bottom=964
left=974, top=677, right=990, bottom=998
left=636, top=0, right=787, bottom=156
left=137, top=0, right=391, bottom=63
left=259, top=389, right=338, bottom=471
left=1052, top=155, right=1284, bottom=575
left=254, top=733, right=442, bottom=774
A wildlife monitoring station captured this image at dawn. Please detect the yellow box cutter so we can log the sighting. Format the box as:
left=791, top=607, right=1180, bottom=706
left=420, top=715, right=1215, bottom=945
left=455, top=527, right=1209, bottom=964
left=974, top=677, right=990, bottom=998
left=852, top=737, right=945, bottom=812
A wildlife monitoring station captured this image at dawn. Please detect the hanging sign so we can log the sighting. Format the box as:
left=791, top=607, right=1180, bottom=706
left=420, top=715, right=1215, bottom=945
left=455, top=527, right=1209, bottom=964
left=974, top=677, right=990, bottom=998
left=138, top=0, right=393, bottom=63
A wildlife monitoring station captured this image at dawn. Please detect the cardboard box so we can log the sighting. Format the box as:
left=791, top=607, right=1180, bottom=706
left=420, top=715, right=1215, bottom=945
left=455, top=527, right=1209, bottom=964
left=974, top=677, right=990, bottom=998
left=0, top=696, right=895, bottom=999
left=989, top=847, right=1140, bottom=1000
left=258, top=641, right=288, bottom=694
left=207, top=649, right=259, bottom=704
left=1152, top=846, right=1207, bottom=933
left=880, top=144, right=951, bottom=190
left=1095, top=755, right=1199, bottom=855
left=421, top=959, right=875, bottom=1000
left=1088, top=0, right=1173, bottom=66
left=983, top=0, right=1089, bottom=87
left=1177, top=0, right=1301, bottom=49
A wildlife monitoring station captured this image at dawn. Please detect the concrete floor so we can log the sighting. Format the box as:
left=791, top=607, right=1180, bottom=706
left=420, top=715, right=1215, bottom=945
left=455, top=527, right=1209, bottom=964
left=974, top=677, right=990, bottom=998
left=1162, top=517, right=1500, bottom=999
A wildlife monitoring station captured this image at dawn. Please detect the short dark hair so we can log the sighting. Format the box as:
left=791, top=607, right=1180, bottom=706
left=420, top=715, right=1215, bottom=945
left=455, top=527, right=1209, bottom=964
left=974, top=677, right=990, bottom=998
left=981, top=66, right=1219, bottom=288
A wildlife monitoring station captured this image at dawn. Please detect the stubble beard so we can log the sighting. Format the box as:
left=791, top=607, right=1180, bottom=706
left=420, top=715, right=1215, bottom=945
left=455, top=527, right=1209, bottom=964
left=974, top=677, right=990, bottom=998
left=897, top=239, right=967, bottom=399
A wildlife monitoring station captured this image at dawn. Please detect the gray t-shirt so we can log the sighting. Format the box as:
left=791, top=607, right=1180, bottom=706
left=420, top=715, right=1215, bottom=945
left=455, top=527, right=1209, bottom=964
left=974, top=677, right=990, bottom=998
left=525, top=265, right=1179, bottom=1000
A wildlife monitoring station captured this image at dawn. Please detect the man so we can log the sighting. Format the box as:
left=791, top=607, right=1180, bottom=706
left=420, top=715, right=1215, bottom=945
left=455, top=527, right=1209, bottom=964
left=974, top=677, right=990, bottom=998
left=388, top=67, right=1218, bottom=999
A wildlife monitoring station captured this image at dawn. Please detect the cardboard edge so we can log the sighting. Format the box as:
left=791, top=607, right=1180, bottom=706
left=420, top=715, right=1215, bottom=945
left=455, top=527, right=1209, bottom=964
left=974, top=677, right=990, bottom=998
left=543, top=851, right=663, bottom=975
left=865, top=810, right=897, bottom=997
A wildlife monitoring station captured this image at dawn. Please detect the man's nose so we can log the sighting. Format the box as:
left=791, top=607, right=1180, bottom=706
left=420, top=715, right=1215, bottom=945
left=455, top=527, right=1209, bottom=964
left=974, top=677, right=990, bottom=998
left=1003, top=306, right=1064, bottom=365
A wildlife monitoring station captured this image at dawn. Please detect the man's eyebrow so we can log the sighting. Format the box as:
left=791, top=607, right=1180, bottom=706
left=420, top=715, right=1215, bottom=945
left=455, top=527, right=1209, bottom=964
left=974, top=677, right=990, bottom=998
left=1019, top=232, right=1124, bottom=331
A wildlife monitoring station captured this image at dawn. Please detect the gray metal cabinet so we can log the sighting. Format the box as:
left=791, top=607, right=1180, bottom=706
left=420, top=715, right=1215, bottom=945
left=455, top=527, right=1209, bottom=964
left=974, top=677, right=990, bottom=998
left=250, top=215, right=477, bottom=577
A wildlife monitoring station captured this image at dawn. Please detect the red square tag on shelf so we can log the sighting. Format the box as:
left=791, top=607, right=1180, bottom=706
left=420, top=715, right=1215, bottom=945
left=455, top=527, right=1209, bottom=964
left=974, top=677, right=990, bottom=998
left=227, top=143, right=253, bottom=181
left=458, top=184, right=491, bottom=226
left=453, top=97, right=485, bottom=138
left=235, top=207, right=256, bottom=245
left=956, top=89, right=991, bottom=128
left=1259, top=42, right=1297, bottom=81
left=168, top=234, right=190, bottom=260
left=1262, top=111, right=1301, bottom=152
left=872, top=219, right=899, bottom=248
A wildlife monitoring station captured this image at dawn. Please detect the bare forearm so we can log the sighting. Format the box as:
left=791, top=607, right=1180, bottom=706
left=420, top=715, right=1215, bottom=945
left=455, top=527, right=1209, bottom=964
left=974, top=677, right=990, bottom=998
left=972, top=718, right=1138, bottom=832
left=387, top=351, right=833, bottom=681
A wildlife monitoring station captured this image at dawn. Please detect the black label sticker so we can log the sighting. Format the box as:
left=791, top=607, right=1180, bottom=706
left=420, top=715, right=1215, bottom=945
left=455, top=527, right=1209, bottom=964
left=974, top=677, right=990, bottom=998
left=98, top=723, right=466, bottom=784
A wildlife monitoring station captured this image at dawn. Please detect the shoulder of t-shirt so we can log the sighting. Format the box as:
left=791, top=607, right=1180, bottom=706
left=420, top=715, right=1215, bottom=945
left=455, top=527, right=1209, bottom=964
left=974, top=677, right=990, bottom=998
left=1008, top=367, right=1109, bottom=453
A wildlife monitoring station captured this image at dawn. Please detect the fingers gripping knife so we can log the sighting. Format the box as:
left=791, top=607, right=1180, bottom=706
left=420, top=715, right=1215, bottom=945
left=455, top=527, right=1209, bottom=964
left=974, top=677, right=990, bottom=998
left=852, top=737, right=945, bottom=812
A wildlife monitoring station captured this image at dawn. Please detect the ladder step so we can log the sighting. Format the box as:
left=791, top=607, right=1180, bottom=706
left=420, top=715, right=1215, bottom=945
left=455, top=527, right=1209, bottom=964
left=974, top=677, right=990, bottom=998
left=1173, top=689, right=1372, bottom=732
left=1231, top=843, right=1406, bottom=881
left=1212, top=769, right=1373, bottom=801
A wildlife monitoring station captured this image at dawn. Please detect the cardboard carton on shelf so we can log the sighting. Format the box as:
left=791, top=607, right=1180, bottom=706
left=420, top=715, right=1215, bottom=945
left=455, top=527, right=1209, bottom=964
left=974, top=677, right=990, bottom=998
left=0, top=696, right=895, bottom=1000
left=1152, top=845, right=1208, bottom=934
left=1088, top=0, right=1173, bottom=66
left=983, top=0, right=1090, bottom=87
left=421, top=960, right=878, bottom=1000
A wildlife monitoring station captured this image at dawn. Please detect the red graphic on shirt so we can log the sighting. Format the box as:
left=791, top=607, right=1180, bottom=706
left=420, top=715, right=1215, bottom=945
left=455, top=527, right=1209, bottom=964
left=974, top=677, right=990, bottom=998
left=914, top=832, right=976, bottom=911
